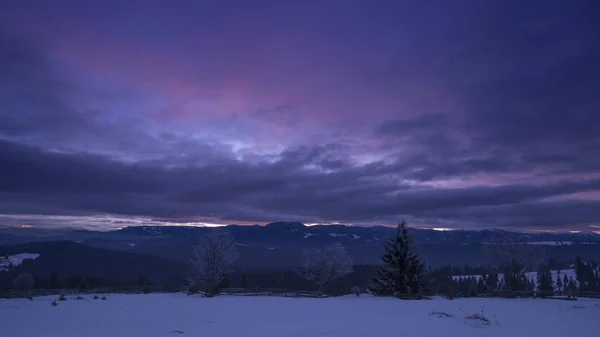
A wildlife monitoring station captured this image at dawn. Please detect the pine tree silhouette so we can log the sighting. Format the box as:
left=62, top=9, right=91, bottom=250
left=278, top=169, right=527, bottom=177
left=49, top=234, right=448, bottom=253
left=556, top=274, right=563, bottom=292
left=368, top=221, right=425, bottom=299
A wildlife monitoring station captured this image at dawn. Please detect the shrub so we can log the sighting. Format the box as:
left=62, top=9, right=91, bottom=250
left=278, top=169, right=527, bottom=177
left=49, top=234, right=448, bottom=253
left=465, top=312, right=490, bottom=326
left=93, top=295, right=99, bottom=300
left=430, top=311, right=454, bottom=318
left=101, top=296, right=107, bottom=300
left=58, top=294, right=67, bottom=301
left=76, top=296, right=84, bottom=300
left=351, top=285, right=361, bottom=296
left=51, top=300, right=58, bottom=307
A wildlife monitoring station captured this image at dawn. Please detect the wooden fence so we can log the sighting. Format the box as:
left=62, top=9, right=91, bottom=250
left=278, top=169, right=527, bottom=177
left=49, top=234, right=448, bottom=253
left=0, top=285, right=179, bottom=299
left=218, top=287, right=324, bottom=298
left=180, top=286, right=324, bottom=298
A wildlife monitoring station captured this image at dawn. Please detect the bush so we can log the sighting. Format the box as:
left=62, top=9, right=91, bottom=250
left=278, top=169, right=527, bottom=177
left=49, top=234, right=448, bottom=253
left=58, top=294, right=67, bottom=301
left=51, top=300, right=58, bottom=307
left=27, top=296, right=33, bottom=301
left=101, top=296, right=107, bottom=300
left=76, top=296, right=84, bottom=300
left=351, top=285, right=361, bottom=296
left=465, top=312, right=490, bottom=326
left=93, top=295, right=99, bottom=300
left=430, top=311, right=454, bottom=318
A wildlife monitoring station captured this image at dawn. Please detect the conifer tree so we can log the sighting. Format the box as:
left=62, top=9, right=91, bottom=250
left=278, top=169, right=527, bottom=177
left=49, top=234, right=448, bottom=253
left=563, top=274, right=569, bottom=290
left=240, top=272, right=249, bottom=290
left=568, top=277, right=577, bottom=291
left=556, top=274, right=563, bottom=292
left=368, top=221, right=425, bottom=299
left=477, top=277, right=486, bottom=294
left=78, top=275, right=88, bottom=290
left=537, top=264, right=554, bottom=295
left=137, top=273, right=147, bottom=286
left=486, top=271, right=499, bottom=291
left=527, top=277, right=535, bottom=291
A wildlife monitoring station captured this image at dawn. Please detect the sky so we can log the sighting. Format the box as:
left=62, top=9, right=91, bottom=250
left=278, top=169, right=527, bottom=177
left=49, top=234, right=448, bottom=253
left=1, top=0, right=599, bottom=232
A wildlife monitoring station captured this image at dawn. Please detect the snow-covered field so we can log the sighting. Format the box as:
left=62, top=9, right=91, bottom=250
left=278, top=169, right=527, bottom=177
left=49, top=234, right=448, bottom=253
left=1, top=293, right=599, bottom=337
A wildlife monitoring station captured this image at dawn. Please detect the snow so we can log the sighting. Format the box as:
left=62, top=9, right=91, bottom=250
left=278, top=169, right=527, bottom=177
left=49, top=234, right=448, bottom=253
left=452, top=269, right=579, bottom=289
left=0, top=253, right=40, bottom=271
left=482, top=241, right=598, bottom=245
left=303, top=233, right=316, bottom=239
left=328, top=233, right=361, bottom=239
left=1, top=294, right=598, bottom=337
left=526, top=241, right=574, bottom=246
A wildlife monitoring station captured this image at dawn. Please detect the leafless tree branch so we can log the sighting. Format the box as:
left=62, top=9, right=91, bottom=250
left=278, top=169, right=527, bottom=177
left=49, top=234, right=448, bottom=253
left=299, top=242, right=353, bottom=292
left=187, top=229, right=238, bottom=295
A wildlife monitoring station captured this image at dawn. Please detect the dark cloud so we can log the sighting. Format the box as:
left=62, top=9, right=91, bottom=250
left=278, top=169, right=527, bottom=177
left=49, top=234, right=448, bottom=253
left=0, top=1, right=599, bottom=230
left=2, top=138, right=599, bottom=229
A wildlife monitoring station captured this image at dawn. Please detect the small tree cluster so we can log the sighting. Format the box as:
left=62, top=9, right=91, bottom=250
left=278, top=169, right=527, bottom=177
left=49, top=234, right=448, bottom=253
left=575, top=257, right=600, bottom=291
left=536, top=262, right=554, bottom=296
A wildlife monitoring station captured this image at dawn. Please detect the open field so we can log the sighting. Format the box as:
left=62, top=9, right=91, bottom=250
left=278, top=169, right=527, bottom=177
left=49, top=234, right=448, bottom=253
left=1, top=293, right=599, bottom=337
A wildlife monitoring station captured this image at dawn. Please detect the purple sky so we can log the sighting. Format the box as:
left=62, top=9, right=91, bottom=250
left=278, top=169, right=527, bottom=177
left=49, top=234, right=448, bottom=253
left=1, top=0, right=599, bottom=231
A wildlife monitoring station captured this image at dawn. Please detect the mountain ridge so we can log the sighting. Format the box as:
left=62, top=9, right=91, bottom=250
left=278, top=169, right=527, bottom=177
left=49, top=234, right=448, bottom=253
left=1, top=222, right=599, bottom=269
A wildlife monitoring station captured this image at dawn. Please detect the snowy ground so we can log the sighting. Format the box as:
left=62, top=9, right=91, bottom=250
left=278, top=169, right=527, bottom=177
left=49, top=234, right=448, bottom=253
left=1, top=294, right=599, bottom=337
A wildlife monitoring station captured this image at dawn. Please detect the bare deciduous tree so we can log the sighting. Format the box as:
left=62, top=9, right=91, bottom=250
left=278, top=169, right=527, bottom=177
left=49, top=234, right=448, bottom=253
left=299, top=242, right=353, bottom=292
left=12, top=272, right=34, bottom=290
left=486, top=239, right=543, bottom=291
left=187, top=230, right=238, bottom=295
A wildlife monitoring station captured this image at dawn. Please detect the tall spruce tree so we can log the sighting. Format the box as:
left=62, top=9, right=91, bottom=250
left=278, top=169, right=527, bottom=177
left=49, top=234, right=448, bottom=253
left=368, top=221, right=425, bottom=298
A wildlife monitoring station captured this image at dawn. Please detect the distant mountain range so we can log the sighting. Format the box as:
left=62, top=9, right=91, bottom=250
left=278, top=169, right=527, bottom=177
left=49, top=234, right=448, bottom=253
left=1, top=222, right=599, bottom=268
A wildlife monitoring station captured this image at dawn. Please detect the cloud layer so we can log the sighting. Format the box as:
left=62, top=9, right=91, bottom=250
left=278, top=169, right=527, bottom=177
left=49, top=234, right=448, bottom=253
left=1, top=0, right=599, bottom=230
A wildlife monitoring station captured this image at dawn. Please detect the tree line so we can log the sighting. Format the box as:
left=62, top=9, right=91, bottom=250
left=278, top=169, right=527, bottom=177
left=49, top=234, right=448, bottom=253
left=3, top=221, right=600, bottom=300
left=185, top=221, right=600, bottom=299
left=186, top=221, right=427, bottom=298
